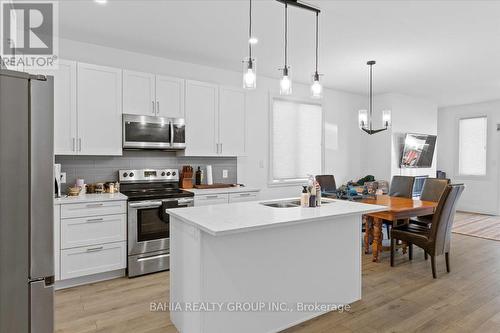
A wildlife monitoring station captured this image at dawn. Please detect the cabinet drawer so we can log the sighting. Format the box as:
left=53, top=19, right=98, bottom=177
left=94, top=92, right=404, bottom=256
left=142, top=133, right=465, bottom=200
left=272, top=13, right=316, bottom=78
left=229, top=192, right=259, bottom=203
left=194, top=193, right=229, bottom=206
left=61, top=200, right=126, bottom=219
left=60, top=241, right=126, bottom=280
left=61, top=214, right=126, bottom=249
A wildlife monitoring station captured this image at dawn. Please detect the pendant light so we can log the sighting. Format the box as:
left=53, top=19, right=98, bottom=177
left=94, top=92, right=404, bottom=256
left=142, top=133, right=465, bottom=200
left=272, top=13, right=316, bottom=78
left=358, top=61, right=391, bottom=134
left=310, top=12, right=322, bottom=99
left=279, top=2, right=292, bottom=95
left=242, top=0, right=257, bottom=89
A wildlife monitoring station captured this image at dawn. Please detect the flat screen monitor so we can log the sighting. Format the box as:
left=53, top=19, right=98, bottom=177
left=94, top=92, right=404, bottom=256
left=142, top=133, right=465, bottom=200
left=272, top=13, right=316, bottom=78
left=400, top=133, right=437, bottom=168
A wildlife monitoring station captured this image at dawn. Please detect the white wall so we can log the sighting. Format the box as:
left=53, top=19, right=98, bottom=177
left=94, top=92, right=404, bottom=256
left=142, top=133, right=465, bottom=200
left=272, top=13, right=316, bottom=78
left=357, top=93, right=438, bottom=184
left=438, top=100, right=500, bottom=215
left=59, top=38, right=365, bottom=200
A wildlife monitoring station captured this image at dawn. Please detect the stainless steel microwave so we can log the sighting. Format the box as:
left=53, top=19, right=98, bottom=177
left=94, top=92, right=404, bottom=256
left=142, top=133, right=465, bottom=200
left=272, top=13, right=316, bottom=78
left=123, top=114, right=186, bottom=150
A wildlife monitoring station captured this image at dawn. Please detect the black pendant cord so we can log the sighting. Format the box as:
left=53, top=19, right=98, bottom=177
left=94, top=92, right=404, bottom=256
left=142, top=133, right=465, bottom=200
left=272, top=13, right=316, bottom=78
left=315, top=12, right=319, bottom=74
left=369, top=62, right=373, bottom=130
left=284, top=2, right=288, bottom=70
left=248, top=0, right=252, bottom=59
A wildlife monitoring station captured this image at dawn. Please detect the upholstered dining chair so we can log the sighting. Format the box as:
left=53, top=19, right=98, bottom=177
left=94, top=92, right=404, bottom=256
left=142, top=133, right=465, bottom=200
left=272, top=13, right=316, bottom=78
left=411, top=178, right=450, bottom=228
left=383, top=176, right=415, bottom=237
left=390, top=184, right=465, bottom=278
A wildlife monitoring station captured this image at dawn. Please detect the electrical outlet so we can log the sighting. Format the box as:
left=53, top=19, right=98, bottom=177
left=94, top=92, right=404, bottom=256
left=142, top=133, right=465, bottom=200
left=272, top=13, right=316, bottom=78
left=60, top=172, right=66, bottom=184
left=222, top=170, right=228, bottom=179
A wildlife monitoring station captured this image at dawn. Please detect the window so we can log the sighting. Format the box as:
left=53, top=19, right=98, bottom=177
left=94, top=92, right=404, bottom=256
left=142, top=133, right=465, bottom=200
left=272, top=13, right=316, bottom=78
left=458, top=116, right=487, bottom=176
left=270, top=98, right=322, bottom=184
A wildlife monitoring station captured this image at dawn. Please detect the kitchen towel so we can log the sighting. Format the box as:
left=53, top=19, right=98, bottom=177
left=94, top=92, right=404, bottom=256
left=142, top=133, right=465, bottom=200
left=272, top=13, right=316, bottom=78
left=206, top=165, right=213, bottom=185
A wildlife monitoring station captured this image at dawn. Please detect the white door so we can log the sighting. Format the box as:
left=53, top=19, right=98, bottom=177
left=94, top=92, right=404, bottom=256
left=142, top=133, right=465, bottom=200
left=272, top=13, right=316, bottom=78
left=185, top=80, right=218, bottom=156
left=31, top=60, right=78, bottom=155
left=122, top=70, right=156, bottom=116
left=219, top=86, right=246, bottom=156
left=156, top=75, right=185, bottom=118
left=77, top=63, right=123, bottom=156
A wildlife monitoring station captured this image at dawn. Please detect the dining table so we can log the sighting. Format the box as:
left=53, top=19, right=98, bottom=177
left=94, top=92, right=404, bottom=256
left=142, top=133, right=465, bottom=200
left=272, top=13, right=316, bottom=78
left=360, top=195, right=438, bottom=262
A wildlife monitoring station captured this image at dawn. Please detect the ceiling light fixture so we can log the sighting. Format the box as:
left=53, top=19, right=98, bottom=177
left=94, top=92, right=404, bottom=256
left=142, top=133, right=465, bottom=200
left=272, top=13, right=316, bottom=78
left=243, top=0, right=257, bottom=89
left=358, top=61, right=391, bottom=134
left=279, top=2, right=292, bottom=95
left=310, top=12, right=322, bottom=99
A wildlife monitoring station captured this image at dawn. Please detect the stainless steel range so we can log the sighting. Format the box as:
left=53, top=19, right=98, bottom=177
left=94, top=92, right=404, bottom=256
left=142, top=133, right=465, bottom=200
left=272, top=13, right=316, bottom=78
left=119, top=169, right=194, bottom=277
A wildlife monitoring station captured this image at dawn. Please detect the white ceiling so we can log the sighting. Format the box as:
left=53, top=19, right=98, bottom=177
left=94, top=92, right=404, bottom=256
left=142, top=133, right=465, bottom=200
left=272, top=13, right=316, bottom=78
left=59, top=0, right=500, bottom=107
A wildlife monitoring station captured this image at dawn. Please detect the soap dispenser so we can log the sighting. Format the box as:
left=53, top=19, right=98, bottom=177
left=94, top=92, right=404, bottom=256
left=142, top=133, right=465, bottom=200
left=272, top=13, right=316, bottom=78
left=301, top=186, right=309, bottom=207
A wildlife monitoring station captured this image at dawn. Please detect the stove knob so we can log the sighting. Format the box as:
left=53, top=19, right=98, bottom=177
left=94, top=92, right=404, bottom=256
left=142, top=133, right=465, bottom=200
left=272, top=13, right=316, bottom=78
left=172, top=171, right=176, bottom=176
left=122, top=172, right=128, bottom=177
left=166, top=172, right=171, bottom=176
left=129, top=172, right=134, bottom=177
left=161, top=172, right=166, bottom=176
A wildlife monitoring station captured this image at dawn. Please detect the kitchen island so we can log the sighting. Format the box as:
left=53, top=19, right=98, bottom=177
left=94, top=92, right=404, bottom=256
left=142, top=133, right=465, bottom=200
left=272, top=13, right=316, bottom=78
left=167, top=198, right=385, bottom=333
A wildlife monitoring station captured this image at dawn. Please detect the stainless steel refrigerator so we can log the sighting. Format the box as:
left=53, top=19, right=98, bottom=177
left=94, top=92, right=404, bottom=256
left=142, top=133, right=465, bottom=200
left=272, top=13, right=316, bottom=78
left=0, top=69, right=54, bottom=333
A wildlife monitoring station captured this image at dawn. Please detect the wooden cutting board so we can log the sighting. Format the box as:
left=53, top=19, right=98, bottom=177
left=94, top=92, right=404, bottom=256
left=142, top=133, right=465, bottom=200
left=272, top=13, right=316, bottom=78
left=193, top=184, right=234, bottom=189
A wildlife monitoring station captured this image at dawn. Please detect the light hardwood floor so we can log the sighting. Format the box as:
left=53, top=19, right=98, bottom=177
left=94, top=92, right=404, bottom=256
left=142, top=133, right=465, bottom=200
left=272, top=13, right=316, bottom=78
left=56, top=233, right=500, bottom=333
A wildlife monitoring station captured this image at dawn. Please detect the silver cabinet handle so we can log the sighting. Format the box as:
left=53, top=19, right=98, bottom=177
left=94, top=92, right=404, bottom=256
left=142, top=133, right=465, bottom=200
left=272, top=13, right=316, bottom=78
left=239, top=193, right=251, bottom=197
left=86, top=246, right=104, bottom=252
left=152, top=101, right=155, bottom=114
left=86, top=218, right=104, bottom=223
left=170, top=121, right=174, bottom=144
left=157, top=101, right=160, bottom=115
left=86, top=203, right=104, bottom=208
left=78, top=138, right=82, bottom=152
left=220, top=143, right=223, bottom=154
left=205, top=195, right=219, bottom=199
left=72, top=138, right=76, bottom=151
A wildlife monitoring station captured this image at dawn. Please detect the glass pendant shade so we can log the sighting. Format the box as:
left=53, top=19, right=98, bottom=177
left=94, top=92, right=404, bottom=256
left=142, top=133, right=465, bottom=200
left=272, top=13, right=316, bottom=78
left=311, top=72, right=322, bottom=99
left=382, top=110, right=392, bottom=127
left=242, top=58, right=256, bottom=89
left=358, top=110, right=368, bottom=129
left=279, top=68, right=292, bottom=95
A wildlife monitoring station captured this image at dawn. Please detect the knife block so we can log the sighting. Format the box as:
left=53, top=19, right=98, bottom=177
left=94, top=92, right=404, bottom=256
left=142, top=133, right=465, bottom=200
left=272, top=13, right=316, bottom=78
left=181, top=178, right=193, bottom=189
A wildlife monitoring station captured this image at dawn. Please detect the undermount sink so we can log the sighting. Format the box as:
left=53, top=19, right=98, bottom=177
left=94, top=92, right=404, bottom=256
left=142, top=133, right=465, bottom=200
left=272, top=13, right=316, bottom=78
left=260, top=199, right=333, bottom=208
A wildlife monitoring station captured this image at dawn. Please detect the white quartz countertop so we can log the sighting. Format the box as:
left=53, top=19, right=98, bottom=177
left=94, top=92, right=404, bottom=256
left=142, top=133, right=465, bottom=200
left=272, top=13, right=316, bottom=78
left=54, top=193, right=128, bottom=205
left=185, top=187, right=260, bottom=195
left=167, top=198, right=386, bottom=236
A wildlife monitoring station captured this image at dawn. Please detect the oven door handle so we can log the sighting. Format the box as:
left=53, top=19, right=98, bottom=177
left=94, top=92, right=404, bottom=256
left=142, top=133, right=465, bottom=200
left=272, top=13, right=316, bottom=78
left=129, top=201, right=163, bottom=209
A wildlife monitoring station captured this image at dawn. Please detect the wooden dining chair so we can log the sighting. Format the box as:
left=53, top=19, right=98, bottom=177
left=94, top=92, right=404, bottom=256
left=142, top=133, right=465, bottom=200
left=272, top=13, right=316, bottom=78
left=390, top=184, right=465, bottom=278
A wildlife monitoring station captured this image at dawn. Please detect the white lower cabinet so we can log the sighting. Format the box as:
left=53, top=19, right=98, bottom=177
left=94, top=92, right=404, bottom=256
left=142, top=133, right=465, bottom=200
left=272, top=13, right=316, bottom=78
left=228, top=192, right=259, bottom=203
left=55, top=199, right=127, bottom=284
left=194, top=191, right=259, bottom=206
left=61, top=214, right=126, bottom=249
left=60, top=242, right=127, bottom=280
left=194, top=193, right=229, bottom=206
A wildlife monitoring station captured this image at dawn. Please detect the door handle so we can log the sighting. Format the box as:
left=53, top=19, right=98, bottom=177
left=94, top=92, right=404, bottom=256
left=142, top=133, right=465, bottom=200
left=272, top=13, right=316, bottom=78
left=86, top=218, right=104, bottom=223
left=129, top=201, right=162, bottom=208
left=86, top=246, right=104, bottom=252
left=137, top=253, right=170, bottom=262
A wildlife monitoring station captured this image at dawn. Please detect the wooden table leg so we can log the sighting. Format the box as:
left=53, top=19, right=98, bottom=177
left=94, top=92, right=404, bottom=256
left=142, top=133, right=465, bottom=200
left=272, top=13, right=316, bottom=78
left=372, top=217, right=383, bottom=262
left=363, top=215, right=372, bottom=254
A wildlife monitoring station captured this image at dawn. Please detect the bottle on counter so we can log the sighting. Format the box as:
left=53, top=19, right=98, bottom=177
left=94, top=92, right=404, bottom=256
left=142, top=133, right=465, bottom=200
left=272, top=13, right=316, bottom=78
left=316, top=182, right=322, bottom=206
left=195, top=166, right=203, bottom=185
left=309, top=185, right=317, bottom=207
left=301, top=186, right=309, bottom=207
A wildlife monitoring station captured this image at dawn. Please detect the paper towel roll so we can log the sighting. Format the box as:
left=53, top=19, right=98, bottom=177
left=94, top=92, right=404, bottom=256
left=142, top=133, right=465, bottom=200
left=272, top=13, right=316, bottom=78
left=206, top=165, right=213, bottom=185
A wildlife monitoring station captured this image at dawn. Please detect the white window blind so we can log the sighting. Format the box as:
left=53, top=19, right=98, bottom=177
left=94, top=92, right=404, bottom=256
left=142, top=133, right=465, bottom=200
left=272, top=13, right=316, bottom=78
left=271, top=99, right=322, bottom=183
left=458, top=116, right=487, bottom=176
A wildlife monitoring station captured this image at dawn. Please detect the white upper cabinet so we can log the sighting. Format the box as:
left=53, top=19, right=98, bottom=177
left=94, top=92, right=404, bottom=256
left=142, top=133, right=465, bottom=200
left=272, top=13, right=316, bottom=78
left=122, top=71, right=184, bottom=118
left=183, top=81, right=246, bottom=157
left=156, top=75, right=185, bottom=118
left=31, top=60, right=78, bottom=155
left=219, top=86, right=246, bottom=156
left=122, top=70, right=156, bottom=116
left=77, top=63, right=123, bottom=156
left=185, top=80, right=219, bottom=156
